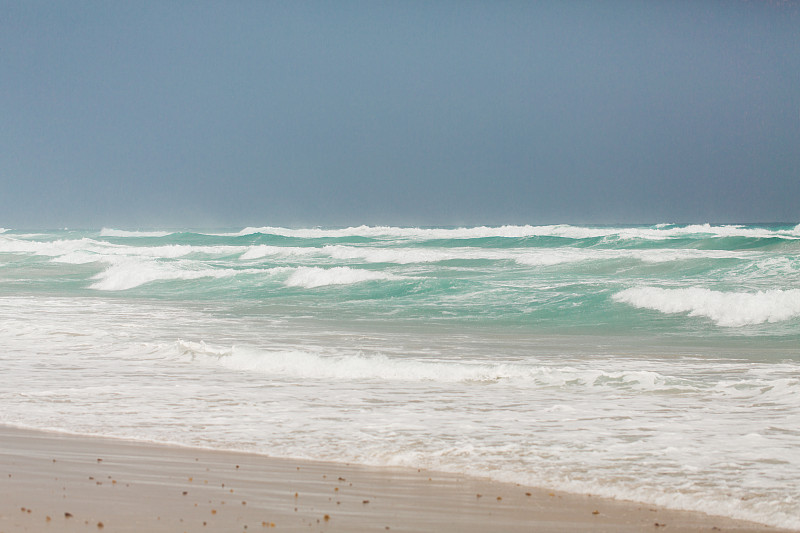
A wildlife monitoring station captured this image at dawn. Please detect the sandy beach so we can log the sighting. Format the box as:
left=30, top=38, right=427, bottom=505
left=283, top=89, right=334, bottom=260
left=0, top=425, right=792, bottom=533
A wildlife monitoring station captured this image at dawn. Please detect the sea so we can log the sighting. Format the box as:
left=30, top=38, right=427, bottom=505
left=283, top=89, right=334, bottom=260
left=1, top=223, right=798, bottom=529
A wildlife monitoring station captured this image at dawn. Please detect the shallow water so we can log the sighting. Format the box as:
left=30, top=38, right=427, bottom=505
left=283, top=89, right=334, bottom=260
left=1, top=224, right=798, bottom=528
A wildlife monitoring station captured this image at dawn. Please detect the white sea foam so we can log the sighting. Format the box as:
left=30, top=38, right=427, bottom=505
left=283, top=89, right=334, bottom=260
left=2, top=294, right=800, bottom=530
left=90, top=260, right=224, bottom=291
left=234, top=224, right=573, bottom=239
left=51, top=251, right=102, bottom=264
left=230, top=225, right=544, bottom=239
left=176, top=340, right=689, bottom=390
left=322, top=245, right=590, bottom=266
left=220, top=224, right=800, bottom=241
left=179, top=340, right=518, bottom=382
left=539, top=248, right=753, bottom=269
left=89, top=259, right=272, bottom=291
left=311, top=245, right=752, bottom=267
left=284, top=266, right=403, bottom=288
left=1, top=232, right=762, bottom=272
left=322, top=245, right=515, bottom=264
left=258, top=244, right=588, bottom=266
left=613, top=287, right=800, bottom=327
left=0, top=235, right=247, bottom=264
left=4, top=226, right=800, bottom=530
left=100, top=228, right=174, bottom=238
left=240, top=245, right=319, bottom=260
left=608, top=223, right=800, bottom=241
left=109, top=244, right=246, bottom=259
left=515, top=250, right=597, bottom=266
left=0, top=237, right=119, bottom=256
left=630, top=249, right=752, bottom=263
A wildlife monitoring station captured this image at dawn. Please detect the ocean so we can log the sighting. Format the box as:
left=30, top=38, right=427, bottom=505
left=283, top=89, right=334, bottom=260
left=1, top=223, right=798, bottom=529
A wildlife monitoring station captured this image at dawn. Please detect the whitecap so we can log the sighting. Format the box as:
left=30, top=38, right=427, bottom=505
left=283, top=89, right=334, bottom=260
left=217, top=224, right=800, bottom=241
left=284, top=266, right=403, bottom=288
left=89, top=259, right=273, bottom=291
left=613, top=287, right=800, bottom=327
left=90, top=260, right=224, bottom=291
left=322, top=245, right=515, bottom=264
left=514, top=249, right=595, bottom=266
left=0, top=237, right=118, bottom=256
left=100, top=228, right=174, bottom=238
left=239, top=245, right=319, bottom=260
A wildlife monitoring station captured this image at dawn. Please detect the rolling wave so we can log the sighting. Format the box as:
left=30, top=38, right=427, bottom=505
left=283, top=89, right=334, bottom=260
left=100, top=228, right=175, bottom=238
left=283, top=266, right=404, bottom=288
left=176, top=340, right=694, bottom=391
left=89, top=259, right=279, bottom=291
left=218, top=224, right=800, bottom=241
left=613, top=287, right=800, bottom=327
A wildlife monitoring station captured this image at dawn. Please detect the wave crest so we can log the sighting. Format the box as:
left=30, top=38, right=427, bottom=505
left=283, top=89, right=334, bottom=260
left=223, top=224, right=800, bottom=241
left=613, top=287, right=800, bottom=327
left=175, top=340, right=686, bottom=390
left=284, top=266, right=402, bottom=288
left=100, top=228, right=174, bottom=238
left=89, top=259, right=274, bottom=291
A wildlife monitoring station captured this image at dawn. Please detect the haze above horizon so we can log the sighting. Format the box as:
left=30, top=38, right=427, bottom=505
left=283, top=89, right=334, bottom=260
left=2, top=2, right=799, bottom=228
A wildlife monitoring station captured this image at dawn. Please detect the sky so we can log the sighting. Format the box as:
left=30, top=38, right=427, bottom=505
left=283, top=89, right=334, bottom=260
left=2, top=1, right=799, bottom=228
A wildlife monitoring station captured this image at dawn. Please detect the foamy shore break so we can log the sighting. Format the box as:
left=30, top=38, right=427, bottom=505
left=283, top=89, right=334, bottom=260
left=0, top=426, right=790, bottom=533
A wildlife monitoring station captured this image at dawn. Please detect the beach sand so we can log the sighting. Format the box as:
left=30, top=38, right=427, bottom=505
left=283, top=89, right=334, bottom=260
left=0, top=425, right=791, bottom=533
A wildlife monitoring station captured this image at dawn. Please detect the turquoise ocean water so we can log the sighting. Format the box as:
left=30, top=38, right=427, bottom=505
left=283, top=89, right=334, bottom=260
left=1, top=224, right=799, bottom=528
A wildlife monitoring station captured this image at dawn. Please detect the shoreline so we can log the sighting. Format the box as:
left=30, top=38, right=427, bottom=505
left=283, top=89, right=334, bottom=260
left=1, top=425, right=793, bottom=532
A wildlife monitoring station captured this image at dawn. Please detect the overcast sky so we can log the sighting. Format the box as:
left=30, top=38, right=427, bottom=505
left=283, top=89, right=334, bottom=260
left=2, top=1, right=799, bottom=228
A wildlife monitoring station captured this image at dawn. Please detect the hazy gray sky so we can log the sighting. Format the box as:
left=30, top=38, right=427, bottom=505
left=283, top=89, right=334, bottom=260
left=2, top=1, right=799, bottom=228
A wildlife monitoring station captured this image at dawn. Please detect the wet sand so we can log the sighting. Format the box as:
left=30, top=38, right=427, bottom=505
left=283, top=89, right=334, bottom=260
left=0, top=425, right=792, bottom=533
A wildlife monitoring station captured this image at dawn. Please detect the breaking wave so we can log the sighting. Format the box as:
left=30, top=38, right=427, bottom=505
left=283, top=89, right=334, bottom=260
left=223, top=224, right=800, bottom=241
left=241, top=244, right=753, bottom=267
left=89, top=259, right=274, bottom=291
left=175, top=340, right=688, bottom=390
left=100, top=228, right=175, bottom=238
left=613, top=287, right=800, bottom=327
left=283, top=266, right=403, bottom=288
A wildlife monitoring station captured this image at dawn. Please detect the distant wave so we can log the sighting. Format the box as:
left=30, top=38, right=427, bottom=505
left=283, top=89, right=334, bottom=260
left=221, top=224, right=800, bottom=241
left=0, top=232, right=762, bottom=268
left=239, top=243, right=754, bottom=266
left=0, top=237, right=115, bottom=257
left=229, top=225, right=544, bottom=239
left=0, top=235, right=248, bottom=264
left=100, top=228, right=174, bottom=238
left=613, top=287, right=800, bottom=327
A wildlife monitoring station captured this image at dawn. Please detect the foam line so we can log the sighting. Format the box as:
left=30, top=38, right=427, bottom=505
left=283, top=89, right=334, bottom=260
left=219, top=224, right=800, bottom=241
